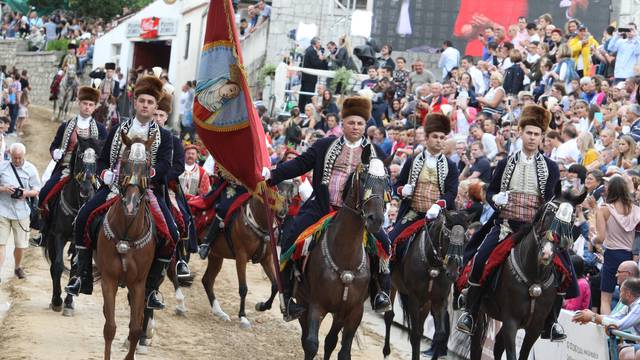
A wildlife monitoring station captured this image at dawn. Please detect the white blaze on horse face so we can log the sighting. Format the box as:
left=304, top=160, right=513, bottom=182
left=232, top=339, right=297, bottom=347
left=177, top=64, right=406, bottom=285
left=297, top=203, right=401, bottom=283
left=129, top=143, right=146, bottom=162
left=83, top=148, right=96, bottom=163
left=555, top=203, right=574, bottom=223
left=368, top=158, right=385, bottom=177
left=542, top=241, right=554, bottom=260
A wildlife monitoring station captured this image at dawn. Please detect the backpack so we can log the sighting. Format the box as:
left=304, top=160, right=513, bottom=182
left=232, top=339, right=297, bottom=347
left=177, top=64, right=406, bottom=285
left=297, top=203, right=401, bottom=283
left=503, top=64, right=525, bottom=95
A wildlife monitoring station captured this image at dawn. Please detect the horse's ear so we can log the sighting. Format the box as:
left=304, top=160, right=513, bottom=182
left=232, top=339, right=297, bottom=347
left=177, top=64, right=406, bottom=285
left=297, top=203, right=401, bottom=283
left=361, top=143, right=372, bottom=165
left=121, top=130, right=132, bottom=147
left=553, top=181, right=562, bottom=200
left=571, top=189, right=588, bottom=207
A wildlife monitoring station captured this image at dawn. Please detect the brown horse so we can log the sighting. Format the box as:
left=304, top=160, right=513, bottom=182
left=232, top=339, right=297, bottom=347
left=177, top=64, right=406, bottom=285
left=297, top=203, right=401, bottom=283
left=382, top=210, right=469, bottom=360
left=469, top=187, right=586, bottom=360
left=97, top=134, right=157, bottom=360
left=201, top=181, right=293, bottom=328
left=295, top=146, right=388, bottom=360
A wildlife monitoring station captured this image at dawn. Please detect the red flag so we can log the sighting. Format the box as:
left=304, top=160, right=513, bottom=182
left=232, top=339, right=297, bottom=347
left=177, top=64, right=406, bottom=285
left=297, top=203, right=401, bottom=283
left=193, top=0, right=269, bottom=192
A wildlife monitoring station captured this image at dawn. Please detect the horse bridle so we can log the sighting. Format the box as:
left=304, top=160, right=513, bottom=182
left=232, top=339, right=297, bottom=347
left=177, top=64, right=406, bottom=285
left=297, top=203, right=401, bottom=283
left=342, top=166, right=387, bottom=219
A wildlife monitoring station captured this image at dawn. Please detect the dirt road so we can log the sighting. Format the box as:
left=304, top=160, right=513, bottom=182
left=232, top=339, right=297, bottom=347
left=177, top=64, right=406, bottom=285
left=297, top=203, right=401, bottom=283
left=0, top=106, right=411, bottom=359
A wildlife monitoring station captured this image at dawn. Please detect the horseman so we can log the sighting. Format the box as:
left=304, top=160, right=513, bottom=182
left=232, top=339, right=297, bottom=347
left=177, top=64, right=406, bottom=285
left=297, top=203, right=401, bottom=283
left=180, top=144, right=211, bottom=199
left=456, top=105, right=572, bottom=341
left=97, top=62, right=121, bottom=103
left=263, top=96, right=392, bottom=321
left=388, top=113, right=459, bottom=256
left=153, top=92, right=195, bottom=277
left=59, top=42, right=79, bottom=76
left=38, top=86, right=107, bottom=245
left=65, top=76, right=179, bottom=311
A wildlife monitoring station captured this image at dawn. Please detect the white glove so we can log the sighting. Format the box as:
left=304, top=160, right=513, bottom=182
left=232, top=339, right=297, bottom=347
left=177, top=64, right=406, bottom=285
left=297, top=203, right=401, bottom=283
left=261, top=167, right=271, bottom=180
left=401, top=184, right=413, bottom=197
left=102, top=170, right=114, bottom=185
left=52, top=149, right=63, bottom=161
left=493, top=191, right=509, bottom=206
left=426, top=204, right=442, bottom=220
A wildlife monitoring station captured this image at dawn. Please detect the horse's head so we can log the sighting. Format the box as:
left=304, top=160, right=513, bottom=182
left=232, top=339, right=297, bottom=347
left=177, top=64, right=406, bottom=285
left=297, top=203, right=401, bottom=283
left=532, top=184, right=587, bottom=266
left=74, top=137, right=102, bottom=200
left=345, top=144, right=389, bottom=233
left=276, top=179, right=299, bottom=219
left=431, top=210, right=470, bottom=280
left=119, top=132, right=155, bottom=216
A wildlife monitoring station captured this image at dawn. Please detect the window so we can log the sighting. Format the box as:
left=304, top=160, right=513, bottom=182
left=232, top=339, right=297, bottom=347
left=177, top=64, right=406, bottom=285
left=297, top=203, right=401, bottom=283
left=184, top=23, right=191, bottom=60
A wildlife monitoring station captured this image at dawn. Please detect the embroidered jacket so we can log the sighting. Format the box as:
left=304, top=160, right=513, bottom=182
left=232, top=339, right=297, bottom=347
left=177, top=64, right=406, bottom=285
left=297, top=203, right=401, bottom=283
left=49, top=116, right=107, bottom=174
left=270, top=136, right=384, bottom=214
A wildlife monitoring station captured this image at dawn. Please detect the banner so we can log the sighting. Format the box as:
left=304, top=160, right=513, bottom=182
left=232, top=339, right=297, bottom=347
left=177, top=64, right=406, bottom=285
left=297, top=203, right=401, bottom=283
left=193, top=0, right=269, bottom=192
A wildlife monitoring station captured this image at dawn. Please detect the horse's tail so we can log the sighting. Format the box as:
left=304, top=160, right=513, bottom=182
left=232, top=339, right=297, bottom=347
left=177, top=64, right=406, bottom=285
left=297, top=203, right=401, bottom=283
left=398, top=292, right=413, bottom=338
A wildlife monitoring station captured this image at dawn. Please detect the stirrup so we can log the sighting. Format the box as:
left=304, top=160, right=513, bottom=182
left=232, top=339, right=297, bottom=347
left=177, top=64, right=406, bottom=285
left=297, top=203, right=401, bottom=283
left=282, top=298, right=305, bottom=322
left=374, top=292, right=392, bottom=313
left=198, top=244, right=210, bottom=260
left=550, top=322, right=567, bottom=342
left=146, top=290, right=165, bottom=310
left=455, top=312, right=475, bottom=335
left=176, top=260, right=191, bottom=278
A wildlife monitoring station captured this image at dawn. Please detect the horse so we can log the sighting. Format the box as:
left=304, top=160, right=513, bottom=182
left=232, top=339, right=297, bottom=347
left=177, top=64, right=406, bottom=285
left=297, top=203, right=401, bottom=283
left=97, top=134, right=157, bottom=360
left=46, top=137, right=102, bottom=316
left=93, top=98, right=120, bottom=133
left=54, top=68, right=79, bottom=122
left=295, top=145, right=388, bottom=360
left=199, top=180, right=295, bottom=329
left=469, top=186, right=586, bottom=360
left=382, top=210, right=470, bottom=360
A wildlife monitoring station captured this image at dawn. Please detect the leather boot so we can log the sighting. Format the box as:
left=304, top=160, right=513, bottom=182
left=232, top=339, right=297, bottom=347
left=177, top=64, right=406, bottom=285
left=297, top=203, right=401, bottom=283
left=281, top=262, right=305, bottom=322
left=373, top=271, right=392, bottom=313
left=456, top=283, right=482, bottom=335
left=541, top=295, right=567, bottom=341
left=198, top=217, right=221, bottom=260
left=175, top=239, right=191, bottom=278
left=146, top=259, right=168, bottom=310
left=65, top=248, right=93, bottom=296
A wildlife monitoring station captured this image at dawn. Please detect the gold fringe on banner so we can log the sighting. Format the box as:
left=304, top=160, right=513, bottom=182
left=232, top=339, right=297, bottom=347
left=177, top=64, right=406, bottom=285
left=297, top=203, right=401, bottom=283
left=217, top=164, right=284, bottom=212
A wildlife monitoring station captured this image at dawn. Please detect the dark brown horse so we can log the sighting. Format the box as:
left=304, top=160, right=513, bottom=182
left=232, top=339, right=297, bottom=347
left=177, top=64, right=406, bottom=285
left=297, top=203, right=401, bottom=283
left=200, top=181, right=293, bottom=328
left=383, top=210, right=469, bottom=360
left=97, top=134, right=157, bottom=360
left=469, top=187, right=586, bottom=360
left=295, top=145, right=388, bottom=360
left=46, top=137, right=102, bottom=316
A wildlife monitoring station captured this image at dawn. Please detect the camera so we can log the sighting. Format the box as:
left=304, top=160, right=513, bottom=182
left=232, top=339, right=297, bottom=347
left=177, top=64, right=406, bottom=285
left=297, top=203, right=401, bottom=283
left=11, top=188, right=23, bottom=199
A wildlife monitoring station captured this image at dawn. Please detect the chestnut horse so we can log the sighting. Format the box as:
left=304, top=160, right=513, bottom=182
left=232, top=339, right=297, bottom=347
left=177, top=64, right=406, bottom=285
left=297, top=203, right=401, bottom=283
left=200, top=180, right=294, bottom=328
left=97, top=134, right=157, bottom=360
left=295, top=145, right=388, bottom=360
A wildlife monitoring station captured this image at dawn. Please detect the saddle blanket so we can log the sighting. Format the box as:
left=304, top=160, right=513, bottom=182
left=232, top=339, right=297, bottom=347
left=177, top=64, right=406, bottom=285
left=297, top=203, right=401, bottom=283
left=279, top=211, right=389, bottom=272
left=391, top=219, right=425, bottom=261
left=456, top=236, right=571, bottom=292
left=41, top=176, right=71, bottom=216
left=189, top=189, right=251, bottom=237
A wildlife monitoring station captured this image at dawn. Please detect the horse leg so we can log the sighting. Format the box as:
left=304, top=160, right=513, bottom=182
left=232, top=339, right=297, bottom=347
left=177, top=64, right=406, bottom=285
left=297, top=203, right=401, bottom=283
left=139, top=308, right=153, bottom=350
left=303, top=304, right=322, bottom=360
left=382, top=287, right=397, bottom=358
left=518, top=329, right=541, bottom=360
left=201, top=255, right=229, bottom=321
left=337, top=304, right=364, bottom=360
left=255, top=255, right=278, bottom=312
left=500, top=319, right=518, bottom=360
left=406, top=296, right=424, bottom=360
left=235, top=254, right=251, bottom=329
left=125, top=282, right=145, bottom=360
left=171, top=264, right=187, bottom=316
left=469, top=312, right=487, bottom=360
left=430, top=304, right=448, bottom=360
left=493, top=326, right=506, bottom=360
left=324, top=317, right=343, bottom=360
left=101, top=276, right=118, bottom=360
left=49, top=234, right=64, bottom=312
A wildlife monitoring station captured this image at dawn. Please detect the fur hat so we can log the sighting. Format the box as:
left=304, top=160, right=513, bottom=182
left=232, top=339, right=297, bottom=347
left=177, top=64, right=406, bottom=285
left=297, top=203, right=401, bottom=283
left=134, top=75, right=164, bottom=101
left=424, top=113, right=451, bottom=135
left=105, top=62, right=116, bottom=70
left=77, top=86, right=100, bottom=103
left=67, top=42, right=77, bottom=50
left=340, top=96, right=372, bottom=121
left=519, top=104, right=551, bottom=132
left=157, top=93, right=173, bottom=114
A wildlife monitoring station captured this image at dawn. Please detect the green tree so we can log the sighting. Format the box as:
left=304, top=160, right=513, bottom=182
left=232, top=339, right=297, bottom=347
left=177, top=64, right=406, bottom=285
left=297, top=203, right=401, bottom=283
left=68, top=0, right=153, bottom=19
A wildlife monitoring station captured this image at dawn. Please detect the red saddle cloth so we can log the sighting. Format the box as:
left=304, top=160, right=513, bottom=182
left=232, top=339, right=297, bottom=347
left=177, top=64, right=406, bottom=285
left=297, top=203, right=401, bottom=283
left=456, top=236, right=571, bottom=292
left=391, top=219, right=425, bottom=261
left=188, top=187, right=251, bottom=237
left=40, top=176, right=71, bottom=217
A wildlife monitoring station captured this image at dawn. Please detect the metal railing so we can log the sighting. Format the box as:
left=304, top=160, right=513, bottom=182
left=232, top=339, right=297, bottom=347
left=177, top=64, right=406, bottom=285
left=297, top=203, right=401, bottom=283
left=609, top=329, right=640, bottom=360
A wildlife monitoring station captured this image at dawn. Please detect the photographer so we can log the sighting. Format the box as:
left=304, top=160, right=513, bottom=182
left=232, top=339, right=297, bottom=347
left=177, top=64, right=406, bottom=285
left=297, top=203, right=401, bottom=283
left=0, top=143, right=39, bottom=281
left=606, top=23, right=640, bottom=83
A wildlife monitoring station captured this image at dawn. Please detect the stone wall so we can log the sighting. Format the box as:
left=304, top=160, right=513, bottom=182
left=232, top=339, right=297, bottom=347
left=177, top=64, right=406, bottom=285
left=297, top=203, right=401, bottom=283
left=0, top=39, right=60, bottom=107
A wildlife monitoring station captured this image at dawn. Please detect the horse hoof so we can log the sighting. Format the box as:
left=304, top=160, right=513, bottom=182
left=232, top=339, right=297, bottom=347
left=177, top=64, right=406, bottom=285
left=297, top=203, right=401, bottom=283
left=137, top=344, right=149, bottom=355
left=212, top=300, right=230, bottom=322
left=175, top=305, right=187, bottom=316
left=239, top=316, right=252, bottom=329
left=146, top=319, right=157, bottom=340
left=255, top=302, right=269, bottom=312
left=49, top=303, right=63, bottom=312
left=62, top=307, right=74, bottom=317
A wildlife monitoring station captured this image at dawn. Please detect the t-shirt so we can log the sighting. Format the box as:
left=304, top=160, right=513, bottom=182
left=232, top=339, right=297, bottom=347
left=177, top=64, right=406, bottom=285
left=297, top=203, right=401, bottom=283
left=409, top=71, right=435, bottom=92
left=44, top=21, right=57, bottom=40
left=470, top=156, right=492, bottom=183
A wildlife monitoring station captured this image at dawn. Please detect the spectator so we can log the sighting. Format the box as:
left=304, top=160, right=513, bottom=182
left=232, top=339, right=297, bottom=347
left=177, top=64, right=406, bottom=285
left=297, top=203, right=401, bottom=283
left=616, top=135, right=638, bottom=170
left=606, top=23, right=640, bottom=83
left=503, top=49, right=526, bottom=95
left=393, top=57, right=410, bottom=99
left=0, top=143, right=40, bottom=281
left=594, top=175, right=640, bottom=314
left=568, top=24, right=599, bottom=78
left=324, top=113, right=343, bottom=138
left=460, top=141, right=492, bottom=183
left=577, top=132, right=598, bottom=168
left=299, top=37, right=327, bottom=110
left=460, top=56, right=486, bottom=95
left=627, top=104, right=640, bottom=141
left=556, top=124, right=580, bottom=164
left=477, top=72, right=505, bottom=119
left=470, top=118, right=498, bottom=160
left=438, top=40, right=460, bottom=81
left=408, top=60, right=434, bottom=93
left=376, top=44, right=395, bottom=71
left=564, top=255, right=591, bottom=311
left=361, top=66, right=379, bottom=89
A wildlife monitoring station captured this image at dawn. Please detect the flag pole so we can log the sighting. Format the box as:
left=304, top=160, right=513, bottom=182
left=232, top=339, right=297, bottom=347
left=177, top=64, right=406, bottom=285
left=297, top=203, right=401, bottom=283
left=260, top=189, right=286, bottom=313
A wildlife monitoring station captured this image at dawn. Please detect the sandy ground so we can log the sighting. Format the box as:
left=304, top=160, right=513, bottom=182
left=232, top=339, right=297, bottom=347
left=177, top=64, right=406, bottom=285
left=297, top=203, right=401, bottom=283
left=0, top=106, right=417, bottom=360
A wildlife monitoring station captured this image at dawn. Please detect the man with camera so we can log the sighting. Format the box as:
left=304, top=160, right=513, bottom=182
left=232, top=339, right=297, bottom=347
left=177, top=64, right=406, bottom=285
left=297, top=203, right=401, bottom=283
left=606, top=23, right=640, bottom=83
left=0, top=143, right=40, bottom=281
